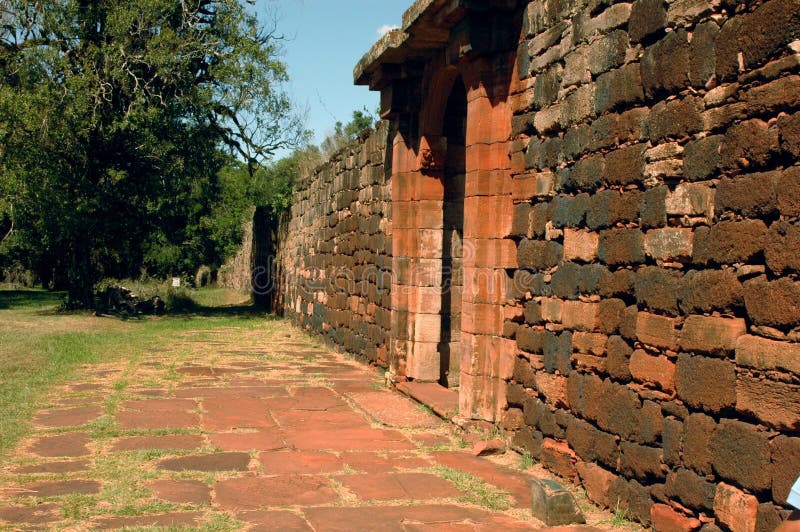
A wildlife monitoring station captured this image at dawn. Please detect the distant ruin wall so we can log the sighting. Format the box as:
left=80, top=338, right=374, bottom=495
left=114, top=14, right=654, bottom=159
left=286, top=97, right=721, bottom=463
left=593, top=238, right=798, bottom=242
left=278, top=122, right=393, bottom=365
left=504, top=0, right=800, bottom=528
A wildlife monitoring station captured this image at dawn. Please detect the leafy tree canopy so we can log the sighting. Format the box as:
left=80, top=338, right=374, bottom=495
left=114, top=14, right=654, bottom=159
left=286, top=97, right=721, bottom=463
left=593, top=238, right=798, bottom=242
left=0, top=0, right=306, bottom=306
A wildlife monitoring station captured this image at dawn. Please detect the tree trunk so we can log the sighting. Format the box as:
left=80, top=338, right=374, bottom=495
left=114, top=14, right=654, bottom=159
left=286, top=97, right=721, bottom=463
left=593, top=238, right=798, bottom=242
left=66, top=237, right=95, bottom=309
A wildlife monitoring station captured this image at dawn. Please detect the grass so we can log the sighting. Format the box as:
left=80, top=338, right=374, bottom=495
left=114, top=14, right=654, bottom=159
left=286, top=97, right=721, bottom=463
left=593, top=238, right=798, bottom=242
left=519, top=452, right=536, bottom=470
left=599, top=500, right=638, bottom=529
left=433, top=466, right=512, bottom=511
left=0, top=287, right=262, bottom=458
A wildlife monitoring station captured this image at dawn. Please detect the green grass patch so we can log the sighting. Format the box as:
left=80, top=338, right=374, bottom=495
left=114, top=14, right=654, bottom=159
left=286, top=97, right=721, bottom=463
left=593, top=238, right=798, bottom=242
left=432, top=466, right=512, bottom=511
left=0, top=287, right=265, bottom=459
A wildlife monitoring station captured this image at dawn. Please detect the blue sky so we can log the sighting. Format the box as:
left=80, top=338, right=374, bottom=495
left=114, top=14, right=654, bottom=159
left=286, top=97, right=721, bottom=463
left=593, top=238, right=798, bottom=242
left=260, top=0, right=410, bottom=150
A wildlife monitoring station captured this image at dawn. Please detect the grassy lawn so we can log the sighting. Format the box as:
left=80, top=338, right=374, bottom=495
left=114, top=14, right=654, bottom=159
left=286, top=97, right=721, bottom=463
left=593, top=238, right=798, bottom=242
left=0, top=287, right=262, bottom=458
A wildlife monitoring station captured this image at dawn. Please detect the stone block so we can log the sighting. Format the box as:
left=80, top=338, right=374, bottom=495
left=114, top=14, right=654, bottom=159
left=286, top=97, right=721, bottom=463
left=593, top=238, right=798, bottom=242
left=683, top=412, right=716, bottom=476
left=641, top=29, right=690, bottom=99
left=647, top=96, right=704, bottom=141
left=689, top=21, right=719, bottom=88
left=679, top=315, right=746, bottom=355
left=635, top=266, right=680, bottom=314
left=540, top=439, right=579, bottom=481
left=517, top=239, right=563, bottom=271
left=562, top=301, right=600, bottom=332
left=675, top=354, right=736, bottom=413
left=744, top=278, right=800, bottom=329
left=630, top=349, right=675, bottom=392
left=766, top=221, right=800, bottom=275
left=587, top=30, right=629, bottom=76
left=737, top=335, right=800, bottom=378
left=595, top=63, right=645, bottom=113
left=665, top=468, right=717, bottom=513
left=637, top=311, right=678, bottom=350
left=714, top=482, right=758, bottom=532
left=640, top=185, right=667, bottom=229
left=563, top=228, right=599, bottom=262
left=711, top=419, right=772, bottom=493
left=607, top=335, right=633, bottom=381
left=598, top=228, right=645, bottom=266
left=577, top=462, right=616, bottom=508
left=778, top=166, right=800, bottom=216
left=772, top=436, right=800, bottom=504
left=620, top=441, right=664, bottom=481
left=651, top=503, right=703, bottom=532
left=666, top=182, right=714, bottom=219
left=604, top=144, right=646, bottom=185
left=693, top=220, right=767, bottom=266
left=779, top=111, right=800, bottom=158
left=628, top=0, right=667, bottom=43
left=715, top=0, right=800, bottom=81
left=737, top=374, right=800, bottom=431
left=720, top=119, right=780, bottom=172
left=678, top=269, right=743, bottom=314
left=644, top=228, right=693, bottom=261
left=560, top=83, right=595, bottom=129
left=684, top=135, right=722, bottom=181
left=530, top=477, right=586, bottom=526
left=564, top=154, right=605, bottom=192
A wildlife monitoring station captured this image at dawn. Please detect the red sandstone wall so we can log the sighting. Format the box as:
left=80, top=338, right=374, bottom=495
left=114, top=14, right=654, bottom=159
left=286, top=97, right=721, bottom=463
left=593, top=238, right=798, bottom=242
left=279, top=123, right=393, bottom=365
left=506, top=0, right=800, bottom=529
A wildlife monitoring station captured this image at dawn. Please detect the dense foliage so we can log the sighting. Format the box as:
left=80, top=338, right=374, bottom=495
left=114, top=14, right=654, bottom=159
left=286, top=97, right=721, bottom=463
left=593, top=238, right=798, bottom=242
left=0, top=0, right=305, bottom=306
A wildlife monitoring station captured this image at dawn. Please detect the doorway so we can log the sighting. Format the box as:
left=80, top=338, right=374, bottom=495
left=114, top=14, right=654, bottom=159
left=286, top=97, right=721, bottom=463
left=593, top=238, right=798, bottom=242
left=439, top=77, right=467, bottom=388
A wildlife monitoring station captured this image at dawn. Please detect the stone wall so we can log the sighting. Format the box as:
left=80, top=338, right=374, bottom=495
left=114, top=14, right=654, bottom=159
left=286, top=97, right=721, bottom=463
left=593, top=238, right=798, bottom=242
left=219, top=209, right=254, bottom=292
left=505, top=0, right=800, bottom=529
left=279, top=123, right=393, bottom=365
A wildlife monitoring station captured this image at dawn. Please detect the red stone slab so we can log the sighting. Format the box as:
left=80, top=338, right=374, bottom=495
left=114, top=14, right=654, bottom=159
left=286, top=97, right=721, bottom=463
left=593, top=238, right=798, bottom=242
left=28, top=432, right=91, bottom=457
left=116, top=410, right=200, bottom=430
left=258, top=451, right=343, bottom=474
left=149, top=479, right=211, bottom=505
left=209, top=431, right=285, bottom=452
left=214, top=476, right=338, bottom=510
left=349, top=391, right=441, bottom=428
left=93, top=511, right=203, bottom=529
left=284, top=427, right=414, bottom=452
left=157, top=452, right=250, bottom=472
left=111, top=434, right=204, bottom=452
left=33, top=406, right=103, bottom=428
left=270, top=408, right=369, bottom=430
left=18, top=479, right=101, bottom=497
left=69, top=383, right=104, bottom=391
left=120, top=398, right=197, bottom=411
left=55, top=395, right=104, bottom=406
left=15, top=460, right=90, bottom=474
left=302, top=505, right=494, bottom=532
left=173, top=386, right=285, bottom=398
left=288, top=387, right=346, bottom=410
left=340, top=452, right=432, bottom=473
left=0, top=503, right=61, bottom=525
left=396, top=382, right=458, bottom=418
left=237, top=510, right=313, bottom=531
left=338, top=472, right=460, bottom=501
left=202, top=397, right=274, bottom=430
left=176, top=365, right=240, bottom=376
left=433, top=452, right=532, bottom=507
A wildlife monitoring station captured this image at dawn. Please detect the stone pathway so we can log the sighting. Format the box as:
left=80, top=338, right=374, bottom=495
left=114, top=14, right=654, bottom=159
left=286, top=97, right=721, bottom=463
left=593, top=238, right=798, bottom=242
left=0, top=322, right=604, bottom=531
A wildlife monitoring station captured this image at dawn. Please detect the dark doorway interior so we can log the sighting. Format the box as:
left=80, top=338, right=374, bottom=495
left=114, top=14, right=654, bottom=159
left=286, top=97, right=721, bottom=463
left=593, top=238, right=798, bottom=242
left=439, top=77, right=467, bottom=388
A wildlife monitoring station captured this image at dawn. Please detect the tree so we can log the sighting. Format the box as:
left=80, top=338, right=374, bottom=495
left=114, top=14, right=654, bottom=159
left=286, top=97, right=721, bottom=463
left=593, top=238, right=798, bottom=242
left=320, top=107, right=376, bottom=155
left=0, top=0, right=306, bottom=306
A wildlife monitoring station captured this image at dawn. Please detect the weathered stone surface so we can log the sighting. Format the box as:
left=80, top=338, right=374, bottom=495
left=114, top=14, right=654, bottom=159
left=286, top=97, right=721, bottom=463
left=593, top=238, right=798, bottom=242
left=628, top=0, right=667, bottom=43
left=736, top=374, right=800, bottom=431
left=714, top=482, right=759, bottom=532
left=711, top=419, right=772, bottom=493
left=675, top=354, right=736, bottom=413
left=744, top=278, right=800, bottom=329
left=530, top=478, right=586, bottom=526
left=641, top=29, right=690, bottom=99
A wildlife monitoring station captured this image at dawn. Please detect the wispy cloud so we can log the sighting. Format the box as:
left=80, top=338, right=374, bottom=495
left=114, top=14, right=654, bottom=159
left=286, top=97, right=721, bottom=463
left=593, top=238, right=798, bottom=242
left=377, top=24, right=400, bottom=37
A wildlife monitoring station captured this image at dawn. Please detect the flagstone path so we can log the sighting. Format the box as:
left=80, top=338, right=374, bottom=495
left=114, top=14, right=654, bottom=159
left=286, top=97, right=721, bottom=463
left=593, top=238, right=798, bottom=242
left=0, top=321, right=608, bottom=531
